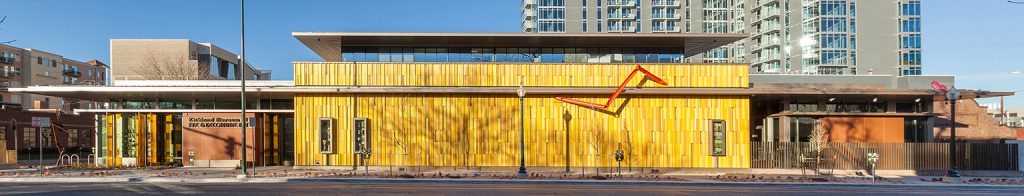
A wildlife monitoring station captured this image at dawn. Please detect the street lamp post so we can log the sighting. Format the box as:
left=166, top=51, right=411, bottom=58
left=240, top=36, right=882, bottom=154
left=238, top=0, right=248, bottom=178
left=946, top=87, right=961, bottom=178
left=517, top=84, right=528, bottom=179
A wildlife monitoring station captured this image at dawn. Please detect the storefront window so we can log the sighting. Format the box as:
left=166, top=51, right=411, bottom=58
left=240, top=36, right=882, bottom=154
left=904, top=118, right=927, bottom=142
left=789, top=102, right=817, bottom=112
left=171, top=114, right=183, bottom=158
left=196, top=99, right=215, bottom=109
left=895, top=101, right=925, bottom=113
left=790, top=117, right=817, bottom=142
left=96, top=114, right=106, bottom=157
left=120, top=115, right=136, bottom=158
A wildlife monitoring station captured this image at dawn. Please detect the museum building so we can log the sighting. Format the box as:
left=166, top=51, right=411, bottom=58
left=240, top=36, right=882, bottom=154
left=9, top=33, right=1013, bottom=170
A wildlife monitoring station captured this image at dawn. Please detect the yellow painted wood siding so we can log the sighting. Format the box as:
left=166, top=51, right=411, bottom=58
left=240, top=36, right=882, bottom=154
left=294, top=94, right=749, bottom=168
left=294, top=63, right=748, bottom=88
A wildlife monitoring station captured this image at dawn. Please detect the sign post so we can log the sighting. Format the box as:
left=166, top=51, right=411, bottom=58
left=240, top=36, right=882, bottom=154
left=31, top=117, right=49, bottom=175
left=614, top=149, right=624, bottom=177
left=867, top=152, right=879, bottom=182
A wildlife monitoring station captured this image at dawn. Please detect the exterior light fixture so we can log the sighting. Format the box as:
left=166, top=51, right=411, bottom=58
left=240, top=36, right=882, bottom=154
left=828, top=98, right=836, bottom=102
left=517, top=84, right=526, bottom=98
left=872, top=98, right=878, bottom=102
left=517, top=82, right=527, bottom=179
left=915, top=98, right=921, bottom=103
left=945, top=86, right=961, bottom=178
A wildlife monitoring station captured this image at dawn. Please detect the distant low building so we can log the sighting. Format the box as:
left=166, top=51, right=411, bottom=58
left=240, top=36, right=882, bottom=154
left=109, top=39, right=270, bottom=81
left=1, top=43, right=108, bottom=111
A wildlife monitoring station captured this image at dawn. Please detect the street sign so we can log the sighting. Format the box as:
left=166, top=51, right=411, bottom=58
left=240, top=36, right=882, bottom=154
left=31, top=117, right=50, bottom=128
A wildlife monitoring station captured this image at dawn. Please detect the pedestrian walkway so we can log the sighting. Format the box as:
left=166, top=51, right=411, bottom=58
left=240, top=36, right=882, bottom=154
left=1, top=166, right=1023, bottom=187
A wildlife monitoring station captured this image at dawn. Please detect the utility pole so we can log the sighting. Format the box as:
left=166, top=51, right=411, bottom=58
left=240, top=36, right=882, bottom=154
left=237, top=0, right=248, bottom=178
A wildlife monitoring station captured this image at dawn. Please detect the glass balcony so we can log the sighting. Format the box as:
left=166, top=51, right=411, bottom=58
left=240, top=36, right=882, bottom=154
left=652, top=0, right=680, bottom=7
left=652, top=13, right=679, bottom=19
left=607, top=0, right=636, bottom=7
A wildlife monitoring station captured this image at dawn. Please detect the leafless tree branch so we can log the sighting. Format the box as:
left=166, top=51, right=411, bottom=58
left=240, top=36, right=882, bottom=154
left=133, top=50, right=211, bottom=80
left=0, top=16, right=15, bottom=44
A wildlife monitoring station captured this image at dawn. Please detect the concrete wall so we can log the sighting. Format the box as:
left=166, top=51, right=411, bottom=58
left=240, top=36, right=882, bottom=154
left=855, top=0, right=903, bottom=76
left=110, top=40, right=195, bottom=81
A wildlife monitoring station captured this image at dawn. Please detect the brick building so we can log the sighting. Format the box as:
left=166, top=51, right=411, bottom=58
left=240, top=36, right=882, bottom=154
left=933, top=98, right=1018, bottom=142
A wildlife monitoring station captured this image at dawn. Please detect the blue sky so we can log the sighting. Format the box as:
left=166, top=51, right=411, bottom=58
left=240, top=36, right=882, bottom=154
left=1, top=0, right=1022, bottom=107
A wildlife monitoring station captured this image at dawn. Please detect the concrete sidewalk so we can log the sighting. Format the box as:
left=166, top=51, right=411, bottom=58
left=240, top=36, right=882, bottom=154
left=1, top=166, right=1023, bottom=188
left=2, top=175, right=1024, bottom=190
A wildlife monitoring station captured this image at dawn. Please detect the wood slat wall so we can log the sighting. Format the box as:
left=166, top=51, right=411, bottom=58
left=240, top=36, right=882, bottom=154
left=750, top=142, right=1020, bottom=170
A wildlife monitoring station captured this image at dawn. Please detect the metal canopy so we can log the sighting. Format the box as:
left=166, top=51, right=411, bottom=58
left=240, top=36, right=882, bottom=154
left=293, top=32, right=749, bottom=61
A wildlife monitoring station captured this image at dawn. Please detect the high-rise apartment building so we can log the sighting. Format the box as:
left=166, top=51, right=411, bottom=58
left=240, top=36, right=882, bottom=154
left=0, top=43, right=108, bottom=110
left=522, top=0, right=922, bottom=76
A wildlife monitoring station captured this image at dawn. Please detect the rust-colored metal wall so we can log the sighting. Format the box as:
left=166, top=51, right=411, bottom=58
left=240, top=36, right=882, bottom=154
left=181, top=113, right=260, bottom=166
left=820, top=117, right=904, bottom=143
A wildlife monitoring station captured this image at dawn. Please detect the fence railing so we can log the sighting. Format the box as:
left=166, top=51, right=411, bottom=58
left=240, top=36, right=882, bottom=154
left=750, top=142, right=1019, bottom=171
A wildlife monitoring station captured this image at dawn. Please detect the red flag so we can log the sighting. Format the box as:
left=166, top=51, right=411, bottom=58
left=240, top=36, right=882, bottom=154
left=930, top=80, right=949, bottom=91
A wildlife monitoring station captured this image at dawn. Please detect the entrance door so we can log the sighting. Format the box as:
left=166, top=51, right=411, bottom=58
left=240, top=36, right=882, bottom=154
left=279, top=115, right=294, bottom=164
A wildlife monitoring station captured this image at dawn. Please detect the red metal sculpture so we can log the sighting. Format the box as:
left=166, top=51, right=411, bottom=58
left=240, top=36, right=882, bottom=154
left=555, top=65, right=668, bottom=109
left=49, top=110, right=72, bottom=161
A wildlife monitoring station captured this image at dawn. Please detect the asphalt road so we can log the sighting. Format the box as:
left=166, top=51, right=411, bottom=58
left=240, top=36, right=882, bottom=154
left=0, top=182, right=1021, bottom=196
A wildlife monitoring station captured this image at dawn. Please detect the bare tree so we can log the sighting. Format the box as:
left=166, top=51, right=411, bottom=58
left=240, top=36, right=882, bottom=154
left=134, top=51, right=211, bottom=80
left=807, top=120, right=831, bottom=175
left=1, top=16, right=16, bottom=44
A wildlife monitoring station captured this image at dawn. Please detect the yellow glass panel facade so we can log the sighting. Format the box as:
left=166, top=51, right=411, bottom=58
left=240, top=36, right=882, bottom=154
left=293, top=63, right=751, bottom=168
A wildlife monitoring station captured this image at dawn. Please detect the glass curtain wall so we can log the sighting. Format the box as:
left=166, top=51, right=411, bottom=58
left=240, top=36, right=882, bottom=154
left=341, top=47, right=685, bottom=63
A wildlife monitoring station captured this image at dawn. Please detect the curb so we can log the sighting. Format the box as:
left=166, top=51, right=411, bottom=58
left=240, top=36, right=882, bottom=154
left=282, top=178, right=1024, bottom=189
left=1, top=177, right=1024, bottom=189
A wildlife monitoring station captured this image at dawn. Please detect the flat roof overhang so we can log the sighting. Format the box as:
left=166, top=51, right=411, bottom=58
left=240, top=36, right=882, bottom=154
left=13, top=85, right=1011, bottom=102
left=293, top=32, right=749, bottom=61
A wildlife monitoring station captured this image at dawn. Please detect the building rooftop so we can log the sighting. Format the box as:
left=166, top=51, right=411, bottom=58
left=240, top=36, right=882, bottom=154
left=293, top=32, right=748, bottom=61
